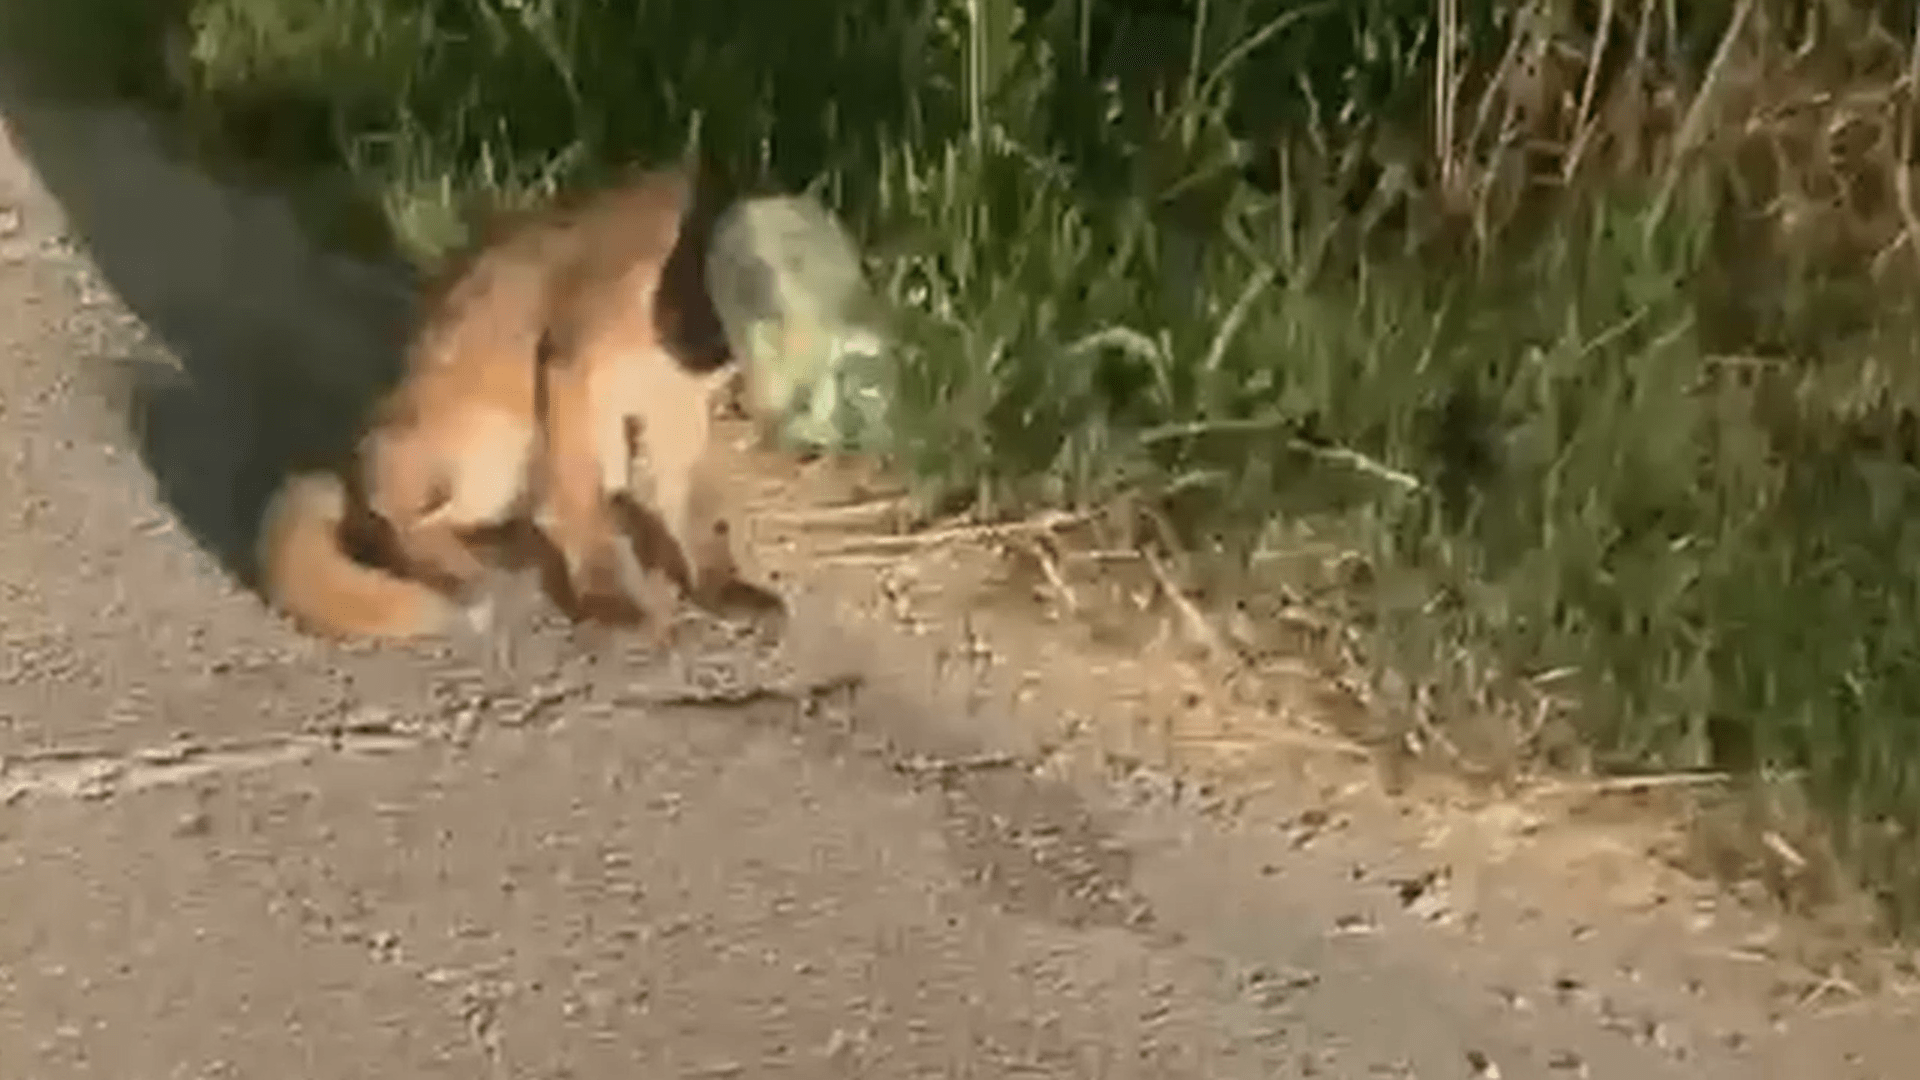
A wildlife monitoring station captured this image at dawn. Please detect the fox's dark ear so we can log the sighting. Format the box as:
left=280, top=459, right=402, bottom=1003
left=655, top=158, right=735, bottom=376
left=684, top=161, right=735, bottom=248
left=677, top=151, right=737, bottom=227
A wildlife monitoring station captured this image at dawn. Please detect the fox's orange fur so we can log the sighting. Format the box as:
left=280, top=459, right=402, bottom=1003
left=257, top=164, right=782, bottom=641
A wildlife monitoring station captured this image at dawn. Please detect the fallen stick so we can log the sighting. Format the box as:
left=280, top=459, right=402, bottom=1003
left=810, top=510, right=1089, bottom=556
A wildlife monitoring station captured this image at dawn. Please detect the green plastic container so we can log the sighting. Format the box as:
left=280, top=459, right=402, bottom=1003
left=703, top=193, right=892, bottom=453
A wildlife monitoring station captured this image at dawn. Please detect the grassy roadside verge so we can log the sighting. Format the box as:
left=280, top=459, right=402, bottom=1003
left=8, top=0, right=1920, bottom=935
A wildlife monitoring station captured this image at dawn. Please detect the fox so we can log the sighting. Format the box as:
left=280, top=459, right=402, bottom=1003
left=257, top=163, right=785, bottom=642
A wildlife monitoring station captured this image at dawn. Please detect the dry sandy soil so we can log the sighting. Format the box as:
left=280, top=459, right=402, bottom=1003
left=0, top=62, right=1916, bottom=1079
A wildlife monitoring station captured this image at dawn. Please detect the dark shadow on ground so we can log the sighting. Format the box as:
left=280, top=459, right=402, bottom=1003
left=0, top=66, right=415, bottom=591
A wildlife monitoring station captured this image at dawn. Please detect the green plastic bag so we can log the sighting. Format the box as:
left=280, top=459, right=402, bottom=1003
left=704, top=193, right=892, bottom=454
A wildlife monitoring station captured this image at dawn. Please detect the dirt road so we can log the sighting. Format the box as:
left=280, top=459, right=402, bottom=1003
left=0, top=73, right=1913, bottom=1078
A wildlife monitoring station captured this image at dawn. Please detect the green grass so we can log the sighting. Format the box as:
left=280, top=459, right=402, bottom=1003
left=11, top=0, right=1920, bottom=932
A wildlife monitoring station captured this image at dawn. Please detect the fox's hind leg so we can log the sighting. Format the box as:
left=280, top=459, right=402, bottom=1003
left=532, top=326, right=657, bottom=629
left=361, top=430, right=498, bottom=606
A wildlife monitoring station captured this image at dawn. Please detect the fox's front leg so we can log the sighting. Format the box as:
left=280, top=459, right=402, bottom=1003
left=637, top=394, right=787, bottom=631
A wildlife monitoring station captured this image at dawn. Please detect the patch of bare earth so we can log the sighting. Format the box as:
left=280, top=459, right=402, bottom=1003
left=726, top=428, right=1920, bottom=1071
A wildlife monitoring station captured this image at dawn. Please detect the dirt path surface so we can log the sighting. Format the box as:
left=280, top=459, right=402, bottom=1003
left=0, top=72, right=1916, bottom=1079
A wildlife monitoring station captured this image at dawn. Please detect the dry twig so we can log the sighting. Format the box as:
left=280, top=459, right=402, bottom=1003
left=1142, top=546, right=1232, bottom=660
left=1522, top=769, right=1733, bottom=801
left=812, top=510, right=1087, bottom=557
left=618, top=672, right=865, bottom=710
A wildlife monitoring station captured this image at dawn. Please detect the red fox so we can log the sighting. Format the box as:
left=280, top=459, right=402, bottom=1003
left=258, top=164, right=784, bottom=641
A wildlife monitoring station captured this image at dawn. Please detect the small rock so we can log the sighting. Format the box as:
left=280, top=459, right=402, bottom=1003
left=1551, top=974, right=1589, bottom=1006
left=1244, top=965, right=1319, bottom=1007
left=1492, top=986, right=1533, bottom=1012
left=1330, top=912, right=1378, bottom=936
left=333, top=704, right=398, bottom=735
left=74, top=761, right=123, bottom=801
left=1546, top=1049, right=1588, bottom=1075
left=1393, top=867, right=1454, bottom=923
left=368, top=930, right=400, bottom=962
left=1286, top=807, right=1333, bottom=848
left=821, top=1027, right=868, bottom=1062
left=134, top=741, right=201, bottom=766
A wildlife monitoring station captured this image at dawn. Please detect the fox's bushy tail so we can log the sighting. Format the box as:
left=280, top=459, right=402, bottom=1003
left=258, top=472, right=457, bottom=640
